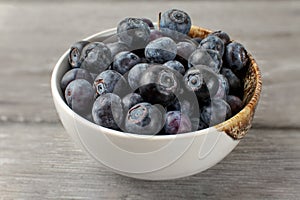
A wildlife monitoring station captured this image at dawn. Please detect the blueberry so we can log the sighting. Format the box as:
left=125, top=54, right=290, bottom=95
left=129, top=49, right=147, bottom=61
left=176, top=41, right=197, bottom=61
left=159, top=9, right=192, bottom=36
left=80, top=42, right=112, bottom=74
left=128, top=63, right=151, bottom=91
left=117, top=18, right=150, bottom=48
left=188, top=49, right=222, bottom=73
left=188, top=117, right=202, bottom=130
left=226, top=95, right=243, bottom=115
left=167, top=96, right=196, bottom=117
left=221, top=67, right=242, bottom=94
left=145, top=37, right=177, bottom=63
left=90, top=72, right=98, bottom=81
left=164, top=111, right=192, bottom=134
left=184, top=65, right=219, bottom=102
left=106, top=42, right=129, bottom=58
left=125, top=102, right=163, bottom=135
left=192, top=37, right=202, bottom=44
left=112, top=51, right=141, bottom=75
left=200, top=99, right=232, bottom=127
left=139, top=65, right=180, bottom=107
left=93, top=70, right=127, bottom=96
left=209, top=30, right=230, bottom=45
left=199, top=35, right=225, bottom=57
left=197, top=118, right=209, bottom=130
left=163, top=60, right=185, bottom=75
left=213, top=74, right=230, bottom=100
left=224, top=42, right=248, bottom=72
left=149, top=29, right=164, bottom=42
left=218, top=74, right=230, bottom=95
left=141, top=18, right=154, bottom=29
left=122, top=93, right=143, bottom=111
left=61, top=68, right=93, bottom=91
left=68, top=41, right=90, bottom=68
left=184, top=67, right=207, bottom=97
left=92, top=93, right=123, bottom=130
left=65, top=79, right=94, bottom=115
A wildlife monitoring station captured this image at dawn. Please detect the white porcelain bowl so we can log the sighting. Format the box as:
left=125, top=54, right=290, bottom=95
left=51, top=26, right=262, bottom=180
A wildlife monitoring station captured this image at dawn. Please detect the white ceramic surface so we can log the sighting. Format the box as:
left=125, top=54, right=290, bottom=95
left=51, top=28, right=240, bottom=180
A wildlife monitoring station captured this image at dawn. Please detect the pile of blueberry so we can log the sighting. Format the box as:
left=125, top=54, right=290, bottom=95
left=61, top=9, right=249, bottom=135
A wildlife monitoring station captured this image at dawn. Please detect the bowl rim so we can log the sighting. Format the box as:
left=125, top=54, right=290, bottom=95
left=51, top=26, right=262, bottom=141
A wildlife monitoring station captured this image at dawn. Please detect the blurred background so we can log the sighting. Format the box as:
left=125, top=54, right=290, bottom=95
left=0, top=0, right=299, bottom=199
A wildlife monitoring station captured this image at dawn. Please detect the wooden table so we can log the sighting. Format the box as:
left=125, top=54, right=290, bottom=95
left=0, top=1, right=299, bottom=199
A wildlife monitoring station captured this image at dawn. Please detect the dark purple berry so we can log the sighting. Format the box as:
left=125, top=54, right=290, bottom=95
left=139, top=65, right=180, bottom=107
left=106, top=42, right=129, bottom=58
left=197, top=118, right=209, bottom=130
left=125, top=102, right=163, bottom=135
left=224, top=42, right=248, bottom=72
left=112, top=51, right=141, bottom=75
left=210, top=30, right=230, bottom=45
left=219, top=74, right=230, bottom=95
left=163, top=60, right=185, bottom=75
left=65, top=79, right=94, bottom=115
left=141, top=18, right=154, bottom=29
left=188, top=117, right=201, bottom=130
left=226, top=95, right=243, bottom=115
left=188, top=49, right=222, bottom=73
left=192, top=37, right=202, bottom=44
left=80, top=42, right=112, bottom=74
left=122, top=93, right=143, bottom=111
left=159, top=9, right=192, bottom=36
left=164, top=111, right=192, bottom=134
left=61, top=68, right=93, bottom=91
left=176, top=41, right=197, bottom=61
left=149, top=29, right=164, bottom=42
left=93, top=70, right=126, bottom=96
left=200, top=99, right=232, bottom=127
left=92, top=93, right=123, bottom=130
left=221, top=67, right=242, bottom=94
left=68, top=41, right=90, bottom=68
left=145, top=37, right=177, bottom=64
left=184, top=65, right=219, bottom=102
left=117, top=18, right=150, bottom=48
left=213, top=75, right=229, bottom=100
left=199, top=35, right=225, bottom=57
left=166, top=85, right=200, bottom=120
left=90, top=73, right=98, bottom=81
left=128, top=63, right=150, bottom=91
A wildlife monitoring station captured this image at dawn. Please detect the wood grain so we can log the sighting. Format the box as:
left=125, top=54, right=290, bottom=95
left=0, top=123, right=299, bottom=199
left=0, top=1, right=299, bottom=199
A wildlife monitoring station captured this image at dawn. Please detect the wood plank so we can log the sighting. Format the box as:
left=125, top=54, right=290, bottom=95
left=0, top=123, right=299, bottom=199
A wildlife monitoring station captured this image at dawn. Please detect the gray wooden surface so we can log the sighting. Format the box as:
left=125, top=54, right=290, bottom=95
left=0, top=1, right=299, bottom=199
